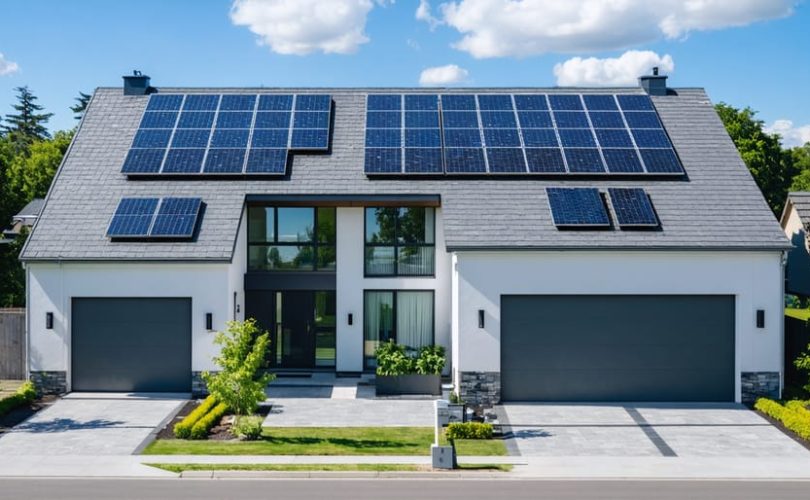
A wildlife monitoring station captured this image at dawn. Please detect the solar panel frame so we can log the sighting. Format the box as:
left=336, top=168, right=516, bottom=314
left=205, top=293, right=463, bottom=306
left=546, top=187, right=611, bottom=228
left=106, top=198, right=160, bottom=238
left=149, top=197, right=203, bottom=238
left=608, top=188, right=659, bottom=228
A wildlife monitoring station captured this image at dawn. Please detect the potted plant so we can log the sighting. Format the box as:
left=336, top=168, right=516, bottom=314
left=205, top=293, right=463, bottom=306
left=375, top=341, right=444, bottom=396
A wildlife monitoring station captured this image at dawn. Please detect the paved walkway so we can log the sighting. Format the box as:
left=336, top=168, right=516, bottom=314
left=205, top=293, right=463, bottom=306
left=263, top=398, right=435, bottom=427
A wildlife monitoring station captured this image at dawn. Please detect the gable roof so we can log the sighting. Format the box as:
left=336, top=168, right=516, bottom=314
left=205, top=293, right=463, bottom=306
left=21, top=86, right=789, bottom=262
left=14, top=198, right=45, bottom=221
left=783, top=192, right=810, bottom=227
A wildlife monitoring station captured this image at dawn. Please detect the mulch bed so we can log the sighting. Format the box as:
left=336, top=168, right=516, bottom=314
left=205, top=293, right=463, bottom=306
left=0, top=395, right=58, bottom=433
left=155, top=400, right=271, bottom=440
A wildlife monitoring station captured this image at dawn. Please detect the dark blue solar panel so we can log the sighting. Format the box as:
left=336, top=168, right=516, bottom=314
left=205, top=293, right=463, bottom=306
left=211, top=129, right=250, bottom=148
left=640, top=148, right=683, bottom=174
left=406, top=129, right=441, bottom=148
left=254, top=112, right=291, bottom=128
left=147, top=95, right=183, bottom=111
left=546, top=188, right=610, bottom=227
left=553, top=111, right=590, bottom=128
left=364, top=148, right=402, bottom=173
left=405, top=112, right=439, bottom=128
left=203, top=149, right=246, bottom=173
left=116, top=197, right=160, bottom=216
left=405, top=95, right=438, bottom=111
left=163, top=149, right=205, bottom=173
left=150, top=198, right=203, bottom=238
left=252, top=129, right=290, bottom=148
left=177, top=112, right=215, bottom=129
left=487, top=148, right=527, bottom=173
left=366, top=129, right=401, bottom=148
left=514, top=95, right=548, bottom=111
left=122, top=148, right=165, bottom=173
left=290, top=129, right=329, bottom=149
left=366, top=111, right=401, bottom=128
left=107, top=198, right=159, bottom=237
left=441, top=95, right=476, bottom=111
left=588, top=111, right=625, bottom=128
left=443, top=129, right=481, bottom=148
left=220, top=94, right=256, bottom=111
left=631, top=129, right=672, bottom=148
left=444, top=148, right=486, bottom=173
left=133, top=129, right=171, bottom=148
left=295, top=95, right=331, bottom=111
left=564, top=148, right=606, bottom=173
left=595, top=129, right=633, bottom=148
left=172, top=129, right=211, bottom=148
left=258, top=94, right=293, bottom=111
left=442, top=112, right=478, bottom=128
left=617, top=94, right=654, bottom=111
left=367, top=95, right=401, bottom=111
left=294, top=112, right=329, bottom=129
left=522, top=129, right=559, bottom=148
left=608, top=188, right=658, bottom=227
left=480, top=111, right=517, bottom=128
left=549, top=95, right=583, bottom=111
left=623, top=111, right=662, bottom=128
left=246, top=148, right=288, bottom=174
left=517, top=111, right=553, bottom=128
left=477, top=95, right=513, bottom=111
left=484, top=129, right=521, bottom=147
left=215, top=112, right=253, bottom=129
left=183, top=95, right=219, bottom=111
left=140, top=112, right=178, bottom=129
left=602, top=149, right=643, bottom=173
left=558, top=129, right=596, bottom=148
left=526, top=148, right=565, bottom=173
left=583, top=95, right=618, bottom=111
left=404, top=148, right=443, bottom=173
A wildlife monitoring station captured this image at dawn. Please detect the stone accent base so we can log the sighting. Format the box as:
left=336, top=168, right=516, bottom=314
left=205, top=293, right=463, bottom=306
left=30, top=371, right=67, bottom=395
left=458, top=371, right=501, bottom=407
left=192, top=371, right=209, bottom=397
left=741, top=371, right=780, bottom=403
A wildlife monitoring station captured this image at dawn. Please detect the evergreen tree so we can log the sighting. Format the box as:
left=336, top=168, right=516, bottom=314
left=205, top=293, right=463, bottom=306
left=3, top=86, right=53, bottom=150
left=70, top=92, right=91, bottom=121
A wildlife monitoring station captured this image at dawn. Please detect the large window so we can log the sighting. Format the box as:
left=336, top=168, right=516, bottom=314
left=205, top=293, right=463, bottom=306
left=365, top=207, right=435, bottom=276
left=363, top=290, right=434, bottom=368
left=248, top=207, right=336, bottom=271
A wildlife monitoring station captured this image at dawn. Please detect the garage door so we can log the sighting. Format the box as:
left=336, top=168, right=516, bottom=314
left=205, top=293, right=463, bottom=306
left=501, top=295, right=735, bottom=402
left=72, top=298, right=191, bottom=392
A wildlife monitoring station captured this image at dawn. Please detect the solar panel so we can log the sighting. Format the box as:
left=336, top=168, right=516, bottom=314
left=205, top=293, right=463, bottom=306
left=514, top=95, right=548, bottom=111
left=122, top=149, right=165, bottom=173
left=640, top=148, right=683, bottom=174
left=364, top=148, right=402, bottom=173
left=107, top=198, right=160, bottom=237
left=582, top=94, right=618, bottom=111
left=547, top=188, right=610, bottom=227
left=246, top=149, right=288, bottom=174
left=444, top=148, right=486, bottom=173
left=147, top=95, right=183, bottom=111
left=258, top=94, right=293, bottom=111
left=487, top=148, right=527, bottom=173
left=203, top=149, right=246, bottom=173
left=553, top=111, right=590, bottom=128
left=183, top=94, right=219, bottom=111
left=549, top=95, right=583, bottom=111
left=107, top=197, right=204, bottom=239
left=150, top=198, right=203, bottom=237
left=602, top=149, right=643, bottom=173
left=608, top=188, right=659, bottom=228
left=163, top=149, right=205, bottom=173
left=617, top=94, right=654, bottom=111
left=526, top=148, right=566, bottom=173
left=404, top=148, right=443, bottom=173
left=564, top=148, right=606, bottom=173
left=441, top=94, right=476, bottom=111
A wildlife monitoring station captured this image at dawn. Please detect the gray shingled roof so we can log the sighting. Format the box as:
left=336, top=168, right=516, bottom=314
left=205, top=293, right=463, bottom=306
left=786, top=192, right=810, bottom=226
left=21, top=86, right=789, bottom=262
left=14, top=198, right=45, bottom=220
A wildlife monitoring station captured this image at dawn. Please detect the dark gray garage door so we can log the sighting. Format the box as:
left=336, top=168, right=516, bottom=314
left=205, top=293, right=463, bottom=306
left=501, top=295, right=735, bottom=402
left=72, top=298, right=191, bottom=392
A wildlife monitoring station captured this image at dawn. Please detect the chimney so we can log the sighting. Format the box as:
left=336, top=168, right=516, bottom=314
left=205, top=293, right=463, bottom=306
left=123, top=70, right=151, bottom=96
left=639, top=67, right=667, bottom=96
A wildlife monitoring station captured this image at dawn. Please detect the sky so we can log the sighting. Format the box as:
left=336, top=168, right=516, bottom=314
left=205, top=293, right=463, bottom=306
left=0, top=0, right=808, bottom=146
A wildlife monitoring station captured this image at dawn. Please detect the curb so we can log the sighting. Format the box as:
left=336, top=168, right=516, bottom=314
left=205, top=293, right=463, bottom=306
left=179, top=470, right=510, bottom=479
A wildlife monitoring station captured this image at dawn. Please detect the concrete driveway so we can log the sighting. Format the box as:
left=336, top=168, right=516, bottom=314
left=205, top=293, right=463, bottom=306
left=0, top=393, right=185, bottom=456
left=499, top=403, right=810, bottom=458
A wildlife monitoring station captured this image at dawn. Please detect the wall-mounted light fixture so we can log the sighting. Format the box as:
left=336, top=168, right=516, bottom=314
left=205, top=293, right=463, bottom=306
left=756, top=309, right=765, bottom=329
left=348, top=313, right=353, bottom=326
left=478, top=309, right=485, bottom=329
left=206, top=313, right=213, bottom=331
left=46, top=312, right=53, bottom=330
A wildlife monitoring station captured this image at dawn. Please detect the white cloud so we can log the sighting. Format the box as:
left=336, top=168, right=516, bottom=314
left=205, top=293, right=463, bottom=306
left=554, top=50, right=674, bottom=86
left=428, top=0, right=794, bottom=58
left=230, top=0, right=390, bottom=55
left=0, top=53, right=19, bottom=76
left=766, top=120, right=810, bottom=148
left=419, top=64, right=469, bottom=86
left=416, top=0, right=442, bottom=30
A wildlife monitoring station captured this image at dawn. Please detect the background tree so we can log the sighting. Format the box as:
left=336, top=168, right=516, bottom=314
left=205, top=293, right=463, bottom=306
left=3, top=86, right=53, bottom=152
left=70, top=92, right=91, bottom=121
left=788, top=144, right=810, bottom=192
left=0, top=227, right=27, bottom=307
left=5, top=130, right=73, bottom=202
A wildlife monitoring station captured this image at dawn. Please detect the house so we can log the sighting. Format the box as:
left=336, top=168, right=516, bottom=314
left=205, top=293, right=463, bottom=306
left=1, top=198, right=44, bottom=244
left=781, top=192, right=810, bottom=298
left=20, top=71, right=789, bottom=404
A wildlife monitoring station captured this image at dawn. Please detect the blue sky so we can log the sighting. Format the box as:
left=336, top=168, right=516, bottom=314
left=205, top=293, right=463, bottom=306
left=0, top=0, right=808, bottom=145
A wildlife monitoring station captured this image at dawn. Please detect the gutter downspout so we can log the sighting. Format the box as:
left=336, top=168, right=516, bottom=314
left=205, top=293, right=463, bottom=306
left=780, top=250, right=788, bottom=398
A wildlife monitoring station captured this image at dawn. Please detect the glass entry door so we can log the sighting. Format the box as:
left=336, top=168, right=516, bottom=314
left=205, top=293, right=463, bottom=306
left=271, top=291, right=335, bottom=369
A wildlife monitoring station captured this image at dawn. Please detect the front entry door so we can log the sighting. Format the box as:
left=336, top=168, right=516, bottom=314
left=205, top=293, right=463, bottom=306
left=275, top=291, right=315, bottom=368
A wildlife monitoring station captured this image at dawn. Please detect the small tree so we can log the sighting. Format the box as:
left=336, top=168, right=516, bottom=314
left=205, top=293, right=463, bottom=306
left=794, top=345, right=810, bottom=395
left=202, top=319, right=274, bottom=415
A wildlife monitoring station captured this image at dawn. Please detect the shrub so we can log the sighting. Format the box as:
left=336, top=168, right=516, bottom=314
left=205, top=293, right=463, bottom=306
left=376, top=341, right=445, bottom=376
left=445, top=422, right=493, bottom=441
left=416, top=345, right=446, bottom=375
left=203, top=319, right=274, bottom=416
left=755, top=398, right=810, bottom=441
left=232, top=415, right=264, bottom=441
left=189, top=402, right=229, bottom=440
left=754, top=398, right=785, bottom=420
left=174, top=396, right=218, bottom=439
left=794, top=343, right=810, bottom=394
left=0, top=381, right=37, bottom=417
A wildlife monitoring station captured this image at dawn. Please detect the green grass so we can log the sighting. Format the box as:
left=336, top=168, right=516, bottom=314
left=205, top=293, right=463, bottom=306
left=146, top=462, right=512, bottom=473
left=143, top=426, right=507, bottom=457
left=441, top=437, right=508, bottom=456
left=786, top=308, right=810, bottom=321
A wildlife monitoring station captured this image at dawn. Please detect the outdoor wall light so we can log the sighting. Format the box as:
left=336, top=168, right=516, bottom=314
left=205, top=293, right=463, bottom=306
left=45, top=312, right=53, bottom=330
left=206, top=313, right=213, bottom=331
left=756, top=309, right=765, bottom=329
left=478, top=309, right=485, bottom=329
left=348, top=313, right=354, bottom=326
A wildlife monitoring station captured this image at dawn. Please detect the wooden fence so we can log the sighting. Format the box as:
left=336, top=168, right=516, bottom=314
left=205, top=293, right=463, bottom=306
left=0, top=308, right=25, bottom=380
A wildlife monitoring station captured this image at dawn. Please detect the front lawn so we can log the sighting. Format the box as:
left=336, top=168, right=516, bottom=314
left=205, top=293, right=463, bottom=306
left=146, top=462, right=512, bottom=473
left=786, top=308, right=810, bottom=321
left=143, top=426, right=507, bottom=456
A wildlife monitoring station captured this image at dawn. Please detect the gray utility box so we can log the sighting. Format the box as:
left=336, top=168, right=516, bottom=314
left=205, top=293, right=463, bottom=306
left=431, top=445, right=455, bottom=469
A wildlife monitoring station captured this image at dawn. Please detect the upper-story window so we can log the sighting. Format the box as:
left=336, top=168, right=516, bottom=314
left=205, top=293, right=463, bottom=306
left=248, top=207, right=336, bottom=271
left=365, top=207, right=435, bottom=277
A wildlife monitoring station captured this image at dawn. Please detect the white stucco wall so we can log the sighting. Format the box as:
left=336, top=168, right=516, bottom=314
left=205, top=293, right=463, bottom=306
left=453, top=250, right=785, bottom=403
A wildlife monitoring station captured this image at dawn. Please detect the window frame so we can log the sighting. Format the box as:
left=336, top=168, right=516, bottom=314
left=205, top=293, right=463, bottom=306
left=247, top=206, right=336, bottom=272
left=362, top=289, right=436, bottom=370
left=363, top=206, right=436, bottom=278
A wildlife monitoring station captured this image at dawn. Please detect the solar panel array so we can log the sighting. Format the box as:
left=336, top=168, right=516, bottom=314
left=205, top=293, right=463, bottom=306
left=123, top=94, right=332, bottom=176
left=364, top=93, right=683, bottom=176
left=546, top=187, right=659, bottom=229
left=107, top=197, right=202, bottom=239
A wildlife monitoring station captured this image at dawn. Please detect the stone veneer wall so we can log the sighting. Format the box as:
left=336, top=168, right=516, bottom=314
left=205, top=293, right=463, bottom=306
left=741, top=371, right=780, bottom=403
left=30, top=371, right=67, bottom=395
left=459, top=371, right=500, bottom=407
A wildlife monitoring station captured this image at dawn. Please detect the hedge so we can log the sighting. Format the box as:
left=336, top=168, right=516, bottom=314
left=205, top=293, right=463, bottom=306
left=445, top=422, right=493, bottom=441
left=755, top=398, right=810, bottom=440
left=173, top=396, right=218, bottom=439
left=190, top=402, right=229, bottom=440
left=0, top=381, right=37, bottom=417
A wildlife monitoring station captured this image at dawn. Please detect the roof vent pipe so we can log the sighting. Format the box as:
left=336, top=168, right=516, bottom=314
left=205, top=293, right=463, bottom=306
left=639, top=67, right=667, bottom=96
left=123, top=70, right=151, bottom=96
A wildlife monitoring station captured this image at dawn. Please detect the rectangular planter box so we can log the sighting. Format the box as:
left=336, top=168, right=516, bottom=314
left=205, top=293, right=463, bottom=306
left=376, top=374, right=441, bottom=396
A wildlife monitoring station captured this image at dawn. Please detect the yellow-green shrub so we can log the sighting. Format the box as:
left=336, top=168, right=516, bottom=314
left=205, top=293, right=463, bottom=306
left=173, top=396, right=218, bottom=439
left=190, top=402, right=229, bottom=440
left=0, top=381, right=36, bottom=416
left=445, top=422, right=493, bottom=440
left=754, top=398, right=785, bottom=419
left=755, top=398, right=810, bottom=441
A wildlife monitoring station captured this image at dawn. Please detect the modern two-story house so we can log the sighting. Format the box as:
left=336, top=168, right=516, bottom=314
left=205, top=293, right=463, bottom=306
left=21, top=72, right=789, bottom=404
